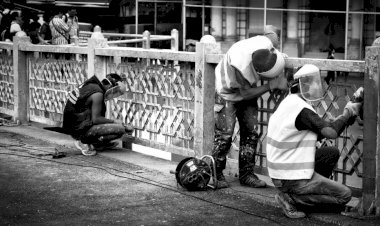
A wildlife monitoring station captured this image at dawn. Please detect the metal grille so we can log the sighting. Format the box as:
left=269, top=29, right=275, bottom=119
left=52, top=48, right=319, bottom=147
left=0, top=51, right=14, bottom=114
left=106, top=59, right=195, bottom=150
left=28, top=54, right=88, bottom=125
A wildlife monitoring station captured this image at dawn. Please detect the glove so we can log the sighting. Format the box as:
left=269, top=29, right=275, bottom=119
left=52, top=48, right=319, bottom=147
left=269, top=74, right=288, bottom=91
left=344, top=101, right=362, bottom=117
left=122, top=122, right=134, bottom=134
left=117, top=81, right=127, bottom=93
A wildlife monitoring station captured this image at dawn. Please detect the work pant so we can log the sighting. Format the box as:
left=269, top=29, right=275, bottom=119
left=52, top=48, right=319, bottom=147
left=212, top=96, right=259, bottom=179
left=81, top=123, right=126, bottom=145
left=272, top=147, right=352, bottom=210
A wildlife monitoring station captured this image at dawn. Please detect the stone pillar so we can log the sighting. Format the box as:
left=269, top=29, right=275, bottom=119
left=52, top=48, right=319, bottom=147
left=225, top=1, right=237, bottom=41
left=13, top=36, right=31, bottom=124
left=283, top=0, right=299, bottom=57
left=171, top=29, right=179, bottom=51
left=211, top=0, right=222, bottom=41
left=88, top=26, right=108, bottom=80
left=194, top=36, right=219, bottom=156
left=142, top=30, right=151, bottom=49
left=348, top=0, right=363, bottom=60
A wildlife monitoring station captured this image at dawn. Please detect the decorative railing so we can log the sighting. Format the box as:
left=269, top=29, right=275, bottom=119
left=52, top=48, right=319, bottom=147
left=79, top=29, right=179, bottom=51
left=0, top=35, right=378, bottom=216
left=0, top=43, right=14, bottom=116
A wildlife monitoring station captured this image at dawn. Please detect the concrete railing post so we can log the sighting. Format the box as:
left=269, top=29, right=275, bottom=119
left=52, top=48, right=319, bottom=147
left=359, top=46, right=380, bottom=217
left=13, top=36, right=31, bottom=124
left=143, top=30, right=150, bottom=49
left=88, top=26, right=108, bottom=81
left=194, top=39, right=219, bottom=157
left=171, top=29, right=179, bottom=51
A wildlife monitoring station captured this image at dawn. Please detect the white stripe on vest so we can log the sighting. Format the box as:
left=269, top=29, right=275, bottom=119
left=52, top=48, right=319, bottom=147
left=266, top=94, right=317, bottom=180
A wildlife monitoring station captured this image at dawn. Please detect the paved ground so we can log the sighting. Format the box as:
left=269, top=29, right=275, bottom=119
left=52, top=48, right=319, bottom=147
left=0, top=124, right=379, bottom=225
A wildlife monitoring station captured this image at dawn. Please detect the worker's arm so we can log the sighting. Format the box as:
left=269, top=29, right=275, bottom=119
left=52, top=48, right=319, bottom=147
left=89, top=93, right=114, bottom=125
left=238, top=70, right=288, bottom=101
left=295, top=102, right=361, bottom=139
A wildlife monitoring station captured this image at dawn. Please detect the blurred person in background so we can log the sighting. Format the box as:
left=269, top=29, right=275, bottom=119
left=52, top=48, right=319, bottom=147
left=66, top=9, right=79, bottom=44
left=49, top=10, right=70, bottom=45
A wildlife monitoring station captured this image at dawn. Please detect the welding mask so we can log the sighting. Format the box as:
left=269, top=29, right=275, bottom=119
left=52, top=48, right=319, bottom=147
left=104, top=73, right=127, bottom=101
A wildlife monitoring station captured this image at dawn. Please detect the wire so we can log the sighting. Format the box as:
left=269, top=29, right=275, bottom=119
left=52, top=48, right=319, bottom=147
left=0, top=149, right=284, bottom=225
left=1, top=140, right=277, bottom=209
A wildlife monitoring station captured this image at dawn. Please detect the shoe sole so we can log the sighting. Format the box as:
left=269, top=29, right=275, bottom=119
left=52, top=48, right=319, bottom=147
left=81, top=151, right=97, bottom=156
left=275, top=195, right=305, bottom=219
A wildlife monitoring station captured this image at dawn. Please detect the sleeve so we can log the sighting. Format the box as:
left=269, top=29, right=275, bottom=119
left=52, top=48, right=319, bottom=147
left=295, top=108, right=356, bottom=139
left=295, top=108, right=327, bottom=136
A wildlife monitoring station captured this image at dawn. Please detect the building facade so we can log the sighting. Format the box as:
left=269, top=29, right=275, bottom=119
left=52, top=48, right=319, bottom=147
left=122, top=0, right=379, bottom=60
left=24, top=0, right=380, bottom=59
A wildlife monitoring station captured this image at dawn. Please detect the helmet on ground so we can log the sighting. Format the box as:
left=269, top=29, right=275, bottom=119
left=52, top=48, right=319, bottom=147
left=175, top=157, right=212, bottom=191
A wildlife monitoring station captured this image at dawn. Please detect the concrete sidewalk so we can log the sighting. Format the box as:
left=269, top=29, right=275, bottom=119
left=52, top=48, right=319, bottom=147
left=0, top=122, right=376, bottom=225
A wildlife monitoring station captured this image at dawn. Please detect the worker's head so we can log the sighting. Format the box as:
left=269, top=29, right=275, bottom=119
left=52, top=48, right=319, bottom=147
left=289, top=64, right=323, bottom=102
left=251, top=48, right=285, bottom=79
left=102, top=73, right=122, bottom=90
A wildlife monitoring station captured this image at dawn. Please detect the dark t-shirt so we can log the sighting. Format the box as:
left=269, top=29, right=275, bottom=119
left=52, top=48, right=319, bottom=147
left=62, top=76, right=106, bottom=139
left=39, top=22, right=52, bottom=41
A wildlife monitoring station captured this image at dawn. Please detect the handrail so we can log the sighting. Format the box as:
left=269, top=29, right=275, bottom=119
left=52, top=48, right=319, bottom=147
left=18, top=43, right=88, bottom=54
left=0, top=42, right=13, bottom=50
left=95, top=46, right=195, bottom=62
left=205, top=53, right=365, bottom=73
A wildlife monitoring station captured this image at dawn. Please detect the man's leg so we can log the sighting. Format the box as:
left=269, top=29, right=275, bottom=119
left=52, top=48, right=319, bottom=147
left=314, top=146, right=340, bottom=178
left=236, top=99, right=266, bottom=188
left=212, top=99, right=237, bottom=189
left=81, top=123, right=127, bottom=147
left=281, top=173, right=352, bottom=210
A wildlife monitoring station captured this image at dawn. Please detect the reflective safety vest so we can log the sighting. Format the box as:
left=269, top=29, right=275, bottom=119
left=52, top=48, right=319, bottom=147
left=215, top=35, right=273, bottom=101
left=266, top=94, right=317, bottom=180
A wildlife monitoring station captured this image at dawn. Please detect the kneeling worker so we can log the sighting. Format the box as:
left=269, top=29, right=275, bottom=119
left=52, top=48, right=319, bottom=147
left=266, top=64, right=362, bottom=218
left=63, top=73, right=133, bottom=156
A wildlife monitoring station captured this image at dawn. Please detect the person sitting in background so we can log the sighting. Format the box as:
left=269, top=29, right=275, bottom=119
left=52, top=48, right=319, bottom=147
left=8, top=12, right=22, bottom=40
left=39, top=12, right=52, bottom=43
left=66, top=9, right=79, bottom=44
left=63, top=73, right=134, bottom=156
left=267, top=64, right=362, bottom=218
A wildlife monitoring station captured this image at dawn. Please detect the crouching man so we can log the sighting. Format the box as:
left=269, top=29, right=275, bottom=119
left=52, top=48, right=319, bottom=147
left=266, top=64, right=362, bottom=218
left=63, top=73, right=133, bottom=156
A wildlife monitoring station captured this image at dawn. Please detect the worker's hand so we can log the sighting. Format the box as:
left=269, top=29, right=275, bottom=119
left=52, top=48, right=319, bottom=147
left=116, top=81, right=127, bottom=93
left=269, top=74, right=288, bottom=91
left=344, top=101, right=362, bottom=117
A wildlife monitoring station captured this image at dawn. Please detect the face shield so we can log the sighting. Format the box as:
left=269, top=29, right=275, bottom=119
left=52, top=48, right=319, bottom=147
left=293, top=64, right=323, bottom=102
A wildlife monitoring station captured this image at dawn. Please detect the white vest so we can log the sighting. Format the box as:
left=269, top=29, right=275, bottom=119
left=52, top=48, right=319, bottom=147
left=266, top=94, right=317, bottom=180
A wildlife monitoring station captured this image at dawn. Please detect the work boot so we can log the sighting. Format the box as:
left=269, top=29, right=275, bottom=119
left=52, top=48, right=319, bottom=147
left=240, top=172, right=266, bottom=188
left=215, top=173, right=229, bottom=189
left=275, top=192, right=306, bottom=219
